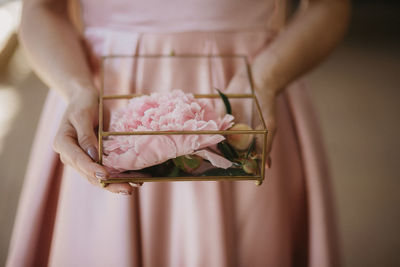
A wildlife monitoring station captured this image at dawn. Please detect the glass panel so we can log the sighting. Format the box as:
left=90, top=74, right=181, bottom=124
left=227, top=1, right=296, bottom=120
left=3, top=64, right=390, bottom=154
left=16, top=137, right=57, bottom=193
left=102, top=55, right=253, bottom=95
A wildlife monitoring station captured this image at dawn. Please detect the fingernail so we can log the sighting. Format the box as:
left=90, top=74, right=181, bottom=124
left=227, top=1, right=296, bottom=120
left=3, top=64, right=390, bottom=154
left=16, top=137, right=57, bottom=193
left=87, top=146, right=99, bottom=162
left=95, top=172, right=107, bottom=180
left=119, top=191, right=131, bottom=195
left=266, top=156, right=272, bottom=168
left=129, top=182, right=143, bottom=187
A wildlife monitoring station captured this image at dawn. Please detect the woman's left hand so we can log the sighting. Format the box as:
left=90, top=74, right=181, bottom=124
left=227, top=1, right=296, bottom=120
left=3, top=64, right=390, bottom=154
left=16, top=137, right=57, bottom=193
left=224, top=66, right=276, bottom=168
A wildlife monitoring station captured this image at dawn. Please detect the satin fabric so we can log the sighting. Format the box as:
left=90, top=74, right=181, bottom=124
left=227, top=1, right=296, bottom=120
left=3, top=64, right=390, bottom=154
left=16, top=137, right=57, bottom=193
left=6, top=1, right=340, bottom=266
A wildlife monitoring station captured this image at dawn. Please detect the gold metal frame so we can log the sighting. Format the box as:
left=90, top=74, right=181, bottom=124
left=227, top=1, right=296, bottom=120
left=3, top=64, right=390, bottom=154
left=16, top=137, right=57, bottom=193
left=97, top=54, right=268, bottom=186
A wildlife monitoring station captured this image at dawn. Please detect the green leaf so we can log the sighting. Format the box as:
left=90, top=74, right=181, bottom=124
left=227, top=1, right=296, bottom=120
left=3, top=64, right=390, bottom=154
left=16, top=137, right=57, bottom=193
left=216, top=89, right=232, bottom=115
left=168, top=165, right=181, bottom=177
left=217, top=141, right=239, bottom=161
left=227, top=142, right=239, bottom=159
left=199, top=167, right=249, bottom=177
left=142, top=160, right=174, bottom=176
left=245, top=138, right=256, bottom=160
left=172, top=157, right=185, bottom=169
left=184, top=156, right=202, bottom=169
left=172, top=155, right=202, bottom=171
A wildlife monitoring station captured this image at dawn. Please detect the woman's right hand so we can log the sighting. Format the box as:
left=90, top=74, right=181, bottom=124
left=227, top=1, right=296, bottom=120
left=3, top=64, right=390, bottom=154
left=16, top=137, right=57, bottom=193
left=52, top=89, right=139, bottom=195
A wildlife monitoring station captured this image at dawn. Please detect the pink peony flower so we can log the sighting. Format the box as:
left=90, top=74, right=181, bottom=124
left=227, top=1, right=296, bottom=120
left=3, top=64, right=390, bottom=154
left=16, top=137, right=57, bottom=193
left=103, top=90, right=234, bottom=172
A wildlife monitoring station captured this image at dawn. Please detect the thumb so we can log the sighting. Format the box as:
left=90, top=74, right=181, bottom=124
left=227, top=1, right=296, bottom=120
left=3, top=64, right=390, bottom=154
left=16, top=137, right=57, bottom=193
left=223, top=67, right=253, bottom=123
left=254, top=90, right=277, bottom=168
left=71, top=113, right=99, bottom=162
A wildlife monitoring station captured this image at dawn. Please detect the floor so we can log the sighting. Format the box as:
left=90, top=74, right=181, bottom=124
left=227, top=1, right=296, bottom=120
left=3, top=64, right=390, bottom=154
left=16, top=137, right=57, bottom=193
left=0, top=3, right=399, bottom=267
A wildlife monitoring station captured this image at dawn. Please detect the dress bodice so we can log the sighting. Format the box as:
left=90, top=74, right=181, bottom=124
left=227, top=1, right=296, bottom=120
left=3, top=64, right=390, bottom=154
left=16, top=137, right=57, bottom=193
left=79, top=0, right=285, bottom=33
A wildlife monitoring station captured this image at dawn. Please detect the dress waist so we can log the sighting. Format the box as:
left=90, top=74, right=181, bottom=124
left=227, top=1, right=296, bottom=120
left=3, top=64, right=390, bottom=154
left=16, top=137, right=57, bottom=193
left=80, top=0, right=285, bottom=35
left=83, top=26, right=277, bottom=58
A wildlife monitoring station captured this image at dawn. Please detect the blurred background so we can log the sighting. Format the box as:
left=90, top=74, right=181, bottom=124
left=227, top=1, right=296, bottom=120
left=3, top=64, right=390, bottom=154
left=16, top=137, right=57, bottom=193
left=0, top=0, right=399, bottom=266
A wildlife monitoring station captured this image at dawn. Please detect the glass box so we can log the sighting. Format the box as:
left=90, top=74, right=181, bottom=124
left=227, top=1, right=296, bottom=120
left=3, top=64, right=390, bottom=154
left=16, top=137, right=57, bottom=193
left=97, top=55, right=268, bottom=186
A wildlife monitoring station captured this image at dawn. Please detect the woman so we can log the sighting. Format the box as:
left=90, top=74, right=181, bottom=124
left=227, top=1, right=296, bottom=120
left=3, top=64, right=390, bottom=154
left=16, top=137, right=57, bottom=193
left=7, top=0, right=350, bottom=266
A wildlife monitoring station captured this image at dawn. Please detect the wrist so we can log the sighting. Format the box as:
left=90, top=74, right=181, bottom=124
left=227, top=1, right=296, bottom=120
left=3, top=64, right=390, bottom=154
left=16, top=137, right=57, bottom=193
left=251, top=67, right=279, bottom=98
left=251, top=49, right=283, bottom=96
left=66, top=80, right=98, bottom=103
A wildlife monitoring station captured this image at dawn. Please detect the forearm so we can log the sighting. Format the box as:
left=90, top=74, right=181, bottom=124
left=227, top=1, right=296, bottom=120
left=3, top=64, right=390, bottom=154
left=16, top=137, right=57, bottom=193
left=20, top=1, right=95, bottom=101
left=252, top=0, right=351, bottom=94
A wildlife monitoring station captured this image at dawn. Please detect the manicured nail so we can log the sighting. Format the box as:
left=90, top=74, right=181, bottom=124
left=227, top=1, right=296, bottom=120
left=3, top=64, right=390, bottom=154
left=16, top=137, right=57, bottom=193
left=129, top=182, right=143, bottom=187
left=266, top=156, right=272, bottom=168
left=119, top=191, right=131, bottom=195
left=95, top=172, right=107, bottom=180
left=87, top=146, right=99, bottom=162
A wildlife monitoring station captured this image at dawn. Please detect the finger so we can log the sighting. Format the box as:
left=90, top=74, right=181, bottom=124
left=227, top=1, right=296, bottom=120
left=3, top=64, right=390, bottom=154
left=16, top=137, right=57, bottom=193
left=225, top=66, right=251, bottom=94
left=265, top=129, right=276, bottom=169
left=265, top=118, right=276, bottom=156
left=54, top=121, right=104, bottom=177
left=69, top=112, right=99, bottom=162
left=106, top=183, right=135, bottom=195
left=109, top=172, right=148, bottom=187
left=68, top=146, right=135, bottom=194
left=254, top=90, right=277, bottom=167
left=54, top=123, right=134, bottom=194
left=223, top=67, right=253, bottom=122
left=70, top=148, right=134, bottom=194
left=129, top=182, right=144, bottom=187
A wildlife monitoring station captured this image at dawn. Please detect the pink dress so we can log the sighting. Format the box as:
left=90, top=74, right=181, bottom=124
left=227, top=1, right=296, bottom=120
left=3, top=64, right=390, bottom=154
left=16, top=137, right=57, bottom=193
left=7, top=0, right=340, bottom=266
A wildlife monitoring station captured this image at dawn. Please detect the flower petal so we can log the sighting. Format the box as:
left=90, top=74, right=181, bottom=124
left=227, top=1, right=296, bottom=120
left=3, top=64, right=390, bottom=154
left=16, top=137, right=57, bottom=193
left=193, top=150, right=233, bottom=169
left=103, top=90, right=235, bottom=172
